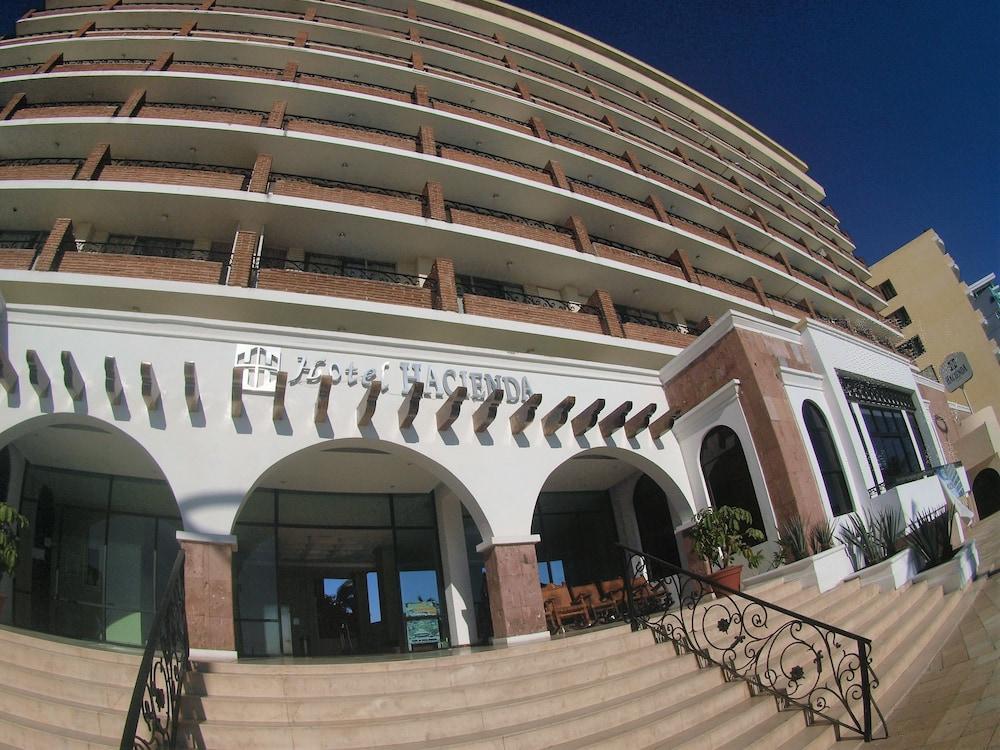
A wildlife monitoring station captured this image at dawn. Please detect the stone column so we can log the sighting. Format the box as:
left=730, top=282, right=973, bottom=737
left=477, top=535, right=549, bottom=646
left=176, top=531, right=238, bottom=662
left=434, top=486, right=477, bottom=647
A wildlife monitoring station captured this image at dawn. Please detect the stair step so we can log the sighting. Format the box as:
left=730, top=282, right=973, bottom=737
left=0, top=658, right=133, bottom=710
left=0, top=708, right=118, bottom=750
left=0, top=682, right=127, bottom=739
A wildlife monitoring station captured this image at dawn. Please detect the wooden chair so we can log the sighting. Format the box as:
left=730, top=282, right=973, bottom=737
left=571, top=582, right=619, bottom=622
left=599, top=578, right=627, bottom=614
left=541, top=583, right=591, bottom=632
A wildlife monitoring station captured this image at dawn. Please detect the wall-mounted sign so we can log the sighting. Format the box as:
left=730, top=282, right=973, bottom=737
left=940, top=352, right=972, bottom=393
left=235, top=345, right=282, bottom=394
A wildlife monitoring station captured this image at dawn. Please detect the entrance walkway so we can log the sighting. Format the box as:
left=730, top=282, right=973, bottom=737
left=876, top=512, right=1000, bottom=749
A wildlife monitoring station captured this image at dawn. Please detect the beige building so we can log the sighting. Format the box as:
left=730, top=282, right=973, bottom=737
left=869, top=228, right=1000, bottom=517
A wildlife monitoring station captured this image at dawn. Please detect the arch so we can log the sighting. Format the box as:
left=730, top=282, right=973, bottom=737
left=632, top=474, right=681, bottom=573
left=699, top=425, right=765, bottom=533
left=801, top=400, right=854, bottom=517
left=972, top=468, right=1000, bottom=519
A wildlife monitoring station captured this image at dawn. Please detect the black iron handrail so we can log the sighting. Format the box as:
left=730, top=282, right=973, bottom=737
left=120, top=550, right=189, bottom=750
left=615, top=310, right=699, bottom=336
left=695, top=267, right=756, bottom=292
left=79, top=240, right=230, bottom=264
left=269, top=173, right=423, bottom=202
left=591, top=235, right=683, bottom=270
left=620, top=545, right=886, bottom=741
left=444, top=200, right=571, bottom=236
left=259, top=255, right=429, bottom=288
left=457, top=282, right=598, bottom=314
left=866, top=461, right=961, bottom=498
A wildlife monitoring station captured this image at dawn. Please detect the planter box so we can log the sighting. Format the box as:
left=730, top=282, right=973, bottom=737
left=911, top=540, right=979, bottom=594
left=844, top=548, right=918, bottom=592
left=744, top=544, right=854, bottom=593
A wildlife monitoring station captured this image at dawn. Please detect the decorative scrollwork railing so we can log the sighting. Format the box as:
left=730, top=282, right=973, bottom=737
left=120, top=550, right=189, bottom=750
left=620, top=545, right=887, bottom=741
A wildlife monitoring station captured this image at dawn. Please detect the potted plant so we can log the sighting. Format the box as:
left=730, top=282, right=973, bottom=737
left=0, top=502, right=28, bottom=616
left=690, top=506, right=764, bottom=593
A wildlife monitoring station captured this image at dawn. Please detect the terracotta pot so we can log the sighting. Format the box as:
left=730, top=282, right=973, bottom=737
left=707, top=564, right=743, bottom=596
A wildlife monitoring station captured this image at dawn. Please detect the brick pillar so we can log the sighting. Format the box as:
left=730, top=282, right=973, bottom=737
left=622, top=149, right=642, bottom=173
left=265, top=100, right=286, bottom=129
left=528, top=116, right=549, bottom=141
left=36, top=53, right=62, bottom=74
left=775, top=251, right=794, bottom=276
left=427, top=257, right=458, bottom=312
left=199, top=0, right=215, bottom=8
left=672, top=145, right=691, bottom=165
left=545, top=160, right=569, bottom=190
left=492, top=31, right=505, bottom=45
left=746, top=277, right=768, bottom=307
left=248, top=154, right=272, bottom=193
left=412, top=85, right=430, bottom=107
left=407, top=26, right=420, bottom=42
left=117, top=88, right=146, bottom=117
left=481, top=540, right=548, bottom=645
left=722, top=225, right=742, bottom=254
left=72, top=20, right=94, bottom=37
left=646, top=194, right=671, bottom=224
left=416, top=125, right=436, bottom=155
left=422, top=181, right=446, bottom=221
left=587, top=289, right=624, bottom=337
left=502, top=54, right=518, bottom=71
left=302, top=6, right=315, bottom=20
left=282, top=62, right=297, bottom=82
left=655, top=114, right=672, bottom=132
left=601, top=114, right=619, bottom=133
left=565, top=215, right=594, bottom=255
left=801, top=297, right=818, bottom=318
left=696, top=183, right=716, bottom=207
left=751, top=208, right=770, bottom=233
left=410, top=52, right=423, bottom=70
left=76, top=143, right=110, bottom=181
left=178, top=20, right=196, bottom=36
left=149, top=51, right=173, bottom=71
left=669, top=248, right=696, bottom=283
left=570, top=60, right=585, bottom=74
left=33, top=218, right=75, bottom=271
left=514, top=81, right=532, bottom=102
left=586, top=86, right=602, bottom=102
left=228, top=230, right=258, bottom=287
left=178, top=533, right=238, bottom=661
left=0, top=93, right=26, bottom=121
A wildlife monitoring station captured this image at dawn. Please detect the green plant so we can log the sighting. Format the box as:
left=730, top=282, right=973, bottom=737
left=777, top=515, right=810, bottom=563
left=907, top=504, right=956, bottom=572
left=691, top=506, right=765, bottom=571
left=836, top=507, right=903, bottom=569
left=810, top=519, right=835, bottom=553
left=0, top=502, right=28, bottom=584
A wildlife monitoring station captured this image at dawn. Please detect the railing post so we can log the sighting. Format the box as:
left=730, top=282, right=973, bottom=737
left=859, top=637, right=873, bottom=741
left=622, top=551, right=638, bottom=631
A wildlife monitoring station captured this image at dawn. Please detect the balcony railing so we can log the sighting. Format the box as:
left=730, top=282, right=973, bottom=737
left=867, top=462, right=962, bottom=499
left=615, top=309, right=702, bottom=336
left=456, top=281, right=597, bottom=315
left=258, top=255, right=430, bottom=288
left=444, top=200, right=572, bottom=237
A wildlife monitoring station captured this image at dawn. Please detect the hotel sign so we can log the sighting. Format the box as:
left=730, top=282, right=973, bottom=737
left=940, top=352, right=972, bottom=393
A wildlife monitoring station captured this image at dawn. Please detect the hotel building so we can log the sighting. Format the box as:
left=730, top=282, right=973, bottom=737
left=0, top=0, right=967, bottom=674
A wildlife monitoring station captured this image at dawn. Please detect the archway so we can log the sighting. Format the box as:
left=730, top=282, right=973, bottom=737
left=231, top=439, right=483, bottom=656
left=972, top=468, right=1000, bottom=519
left=700, top=426, right=766, bottom=534
left=633, top=475, right=682, bottom=575
left=0, top=414, right=179, bottom=646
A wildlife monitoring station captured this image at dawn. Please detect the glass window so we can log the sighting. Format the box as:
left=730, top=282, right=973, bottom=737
left=393, top=494, right=436, bottom=528
left=802, top=402, right=853, bottom=516
left=699, top=426, right=765, bottom=533
left=885, top=307, right=911, bottom=327
left=280, top=491, right=391, bottom=527
left=878, top=280, right=897, bottom=300
left=531, top=491, right=619, bottom=587
left=860, top=405, right=921, bottom=486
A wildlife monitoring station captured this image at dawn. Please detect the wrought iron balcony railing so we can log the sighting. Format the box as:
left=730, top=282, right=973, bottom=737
left=258, top=255, right=430, bottom=288
left=866, top=461, right=960, bottom=499
left=78, top=240, right=232, bottom=265
left=615, top=309, right=702, bottom=336
left=621, top=545, right=886, bottom=741
left=456, top=281, right=598, bottom=315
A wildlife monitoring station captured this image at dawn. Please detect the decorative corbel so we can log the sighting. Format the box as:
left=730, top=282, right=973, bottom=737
left=542, top=396, right=575, bottom=436
left=231, top=367, right=244, bottom=418
left=314, top=374, right=332, bottom=423
left=571, top=398, right=605, bottom=436
left=598, top=400, right=632, bottom=438
left=357, top=379, right=381, bottom=426
left=183, top=361, right=200, bottom=412
left=272, top=371, right=288, bottom=421
left=437, top=386, right=467, bottom=430
left=0, top=346, right=18, bottom=393
left=399, top=382, right=424, bottom=428
left=104, top=356, right=122, bottom=405
left=649, top=410, right=679, bottom=440
left=140, top=361, right=160, bottom=411
left=624, top=403, right=657, bottom=438
left=473, top=388, right=504, bottom=433
left=509, top=393, right=542, bottom=434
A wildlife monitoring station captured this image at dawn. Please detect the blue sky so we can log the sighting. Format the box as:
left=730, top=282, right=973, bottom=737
left=3, top=0, right=997, bottom=281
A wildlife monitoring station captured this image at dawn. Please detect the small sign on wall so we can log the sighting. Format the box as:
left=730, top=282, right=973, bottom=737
left=940, top=352, right=972, bottom=393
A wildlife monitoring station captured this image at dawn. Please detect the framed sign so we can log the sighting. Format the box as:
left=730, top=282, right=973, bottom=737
left=940, top=352, right=972, bottom=393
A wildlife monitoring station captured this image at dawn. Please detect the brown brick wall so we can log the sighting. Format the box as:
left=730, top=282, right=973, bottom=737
left=98, top=165, right=246, bottom=190
left=0, top=164, right=78, bottom=180
left=438, top=146, right=549, bottom=185
left=570, top=183, right=657, bottom=219
left=57, top=252, right=224, bottom=284
left=256, top=268, right=433, bottom=308
left=550, top=134, right=628, bottom=167
left=271, top=179, right=423, bottom=216
left=34, top=218, right=75, bottom=271
left=462, top=294, right=604, bottom=335
left=431, top=101, right=532, bottom=134
left=0, top=248, right=37, bottom=270
left=592, top=243, right=687, bottom=281
left=663, top=326, right=826, bottom=529
left=138, top=105, right=264, bottom=127
left=286, top=119, right=416, bottom=151
left=13, top=104, right=118, bottom=119
left=917, top=383, right=959, bottom=463
left=227, top=231, right=257, bottom=287
left=427, top=257, right=458, bottom=313
left=694, top=272, right=760, bottom=304
left=447, top=208, right=575, bottom=249
left=622, top=322, right=696, bottom=348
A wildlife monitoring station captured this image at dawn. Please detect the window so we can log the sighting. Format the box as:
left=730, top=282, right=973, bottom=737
left=878, top=280, right=897, bottom=300
left=699, top=426, right=765, bottom=534
left=860, top=405, right=921, bottom=486
left=898, top=336, right=926, bottom=358
left=802, top=402, right=853, bottom=516
left=106, top=234, right=195, bottom=257
left=885, top=307, right=911, bottom=327
left=454, top=274, right=525, bottom=300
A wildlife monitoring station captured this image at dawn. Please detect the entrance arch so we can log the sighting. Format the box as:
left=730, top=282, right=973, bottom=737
left=231, top=438, right=483, bottom=656
left=0, top=414, right=180, bottom=646
left=972, top=468, right=1000, bottom=519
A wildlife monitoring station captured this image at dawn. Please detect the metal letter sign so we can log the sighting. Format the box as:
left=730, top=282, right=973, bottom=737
left=235, top=345, right=282, bottom=393
left=940, top=351, right=972, bottom=393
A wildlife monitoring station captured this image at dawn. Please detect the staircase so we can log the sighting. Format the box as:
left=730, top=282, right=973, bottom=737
left=0, top=514, right=994, bottom=749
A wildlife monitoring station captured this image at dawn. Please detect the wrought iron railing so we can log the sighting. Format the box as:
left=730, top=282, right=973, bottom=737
left=120, top=550, right=189, bottom=750
left=457, top=281, right=597, bottom=314
left=258, top=255, right=429, bottom=288
left=866, top=461, right=959, bottom=498
left=620, top=546, right=886, bottom=741
left=444, top=200, right=571, bottom=236
left=615, top=309, right=700, bottom=336
left=78, top=240, right=231, bottom=265
left=591, top=235, right=683, bottom=270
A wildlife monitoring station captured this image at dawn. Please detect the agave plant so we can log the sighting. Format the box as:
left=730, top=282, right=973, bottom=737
left=810, top=519, right=835, bottom=553
left=777, top=515, right=810, bottom=563
left=907, top=504, right=956, bottom=572
left=837, top=507, right=903, bottom=569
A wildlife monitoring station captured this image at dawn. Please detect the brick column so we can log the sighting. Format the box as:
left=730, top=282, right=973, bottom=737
left=565, top=215, right=594, bottom=255
left=422, top=181, right=446, bottom=221
left=427, top=257, right=458, bottom=312
left=416, top=125, right=436, bottom=155
left=587, top=289, right=624, bottom=337
left=479, top=538, right=549, bottom=645
left=36, top=53, right=62, bottom=74
left=265, top=100, right=286, bottom=129
left=412, top=85, right=430, bottom=107
left=646, top=194, right=671, bottom=224
left=149, top=51, right=173, bottom=71
left=248, top=154, right=272, bottom=193
left=545, top=160, right=569, bottom=190
left=228, top=230, right=259, bottom=287
left=622, top=149, right=642, bottom=173
left=0, top=93, right=26, bottom=121
left=514, top=81, right=532, bottom=102
left=117, top=88, right=146, bottom=117
left=293, top=31, right=308, bottom=47
left=669, top=248, right=697, bottom=283
left=745, top=277, right=768, bottom=307
left=76, top=143, right=110, bottom=181
left=177, top=532, right=238, bottom=661
left=410, top=52, right=423, bottom=70
left=73, top=20, right=95, bottom=37
left=528, top=116, right=549, bottom=141
left=33, top=218, right=75, bottom=271
left=282, top=62, right=297, bottom=82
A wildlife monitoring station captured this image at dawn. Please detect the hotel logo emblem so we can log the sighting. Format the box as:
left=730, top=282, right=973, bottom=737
left=235, top=345, right=282, bottom=393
